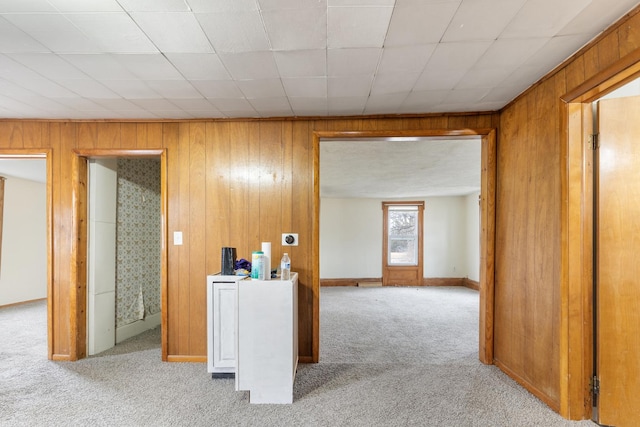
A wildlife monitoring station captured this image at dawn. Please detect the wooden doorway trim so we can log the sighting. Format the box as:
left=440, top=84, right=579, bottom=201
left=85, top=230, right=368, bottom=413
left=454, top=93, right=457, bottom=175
left=70, top=149, right=167, bottom=361
left=560, top=57, right=640, bottom=420
left=313, top=128, right=496, bottom=365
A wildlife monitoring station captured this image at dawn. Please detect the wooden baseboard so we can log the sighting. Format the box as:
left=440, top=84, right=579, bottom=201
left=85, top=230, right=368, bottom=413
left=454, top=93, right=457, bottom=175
left=320, top=278, right=382, bottom=287
left=463, top=278, right=480, bottom=291
left=422, top=277, right=465, bottom=287
left=0, top=297, right=46, bottom=309
left=494, top=358, right=560, bottom=413
left=166, top=355, right=206, bottom=363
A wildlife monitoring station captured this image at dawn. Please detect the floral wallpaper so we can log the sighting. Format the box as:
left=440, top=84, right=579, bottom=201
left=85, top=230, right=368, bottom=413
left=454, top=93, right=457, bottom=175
left=116, top=158, right=161, bottom=328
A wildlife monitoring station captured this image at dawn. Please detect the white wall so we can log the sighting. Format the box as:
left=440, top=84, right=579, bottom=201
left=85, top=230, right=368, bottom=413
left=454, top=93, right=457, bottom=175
left=320, top=195, right=480, bottom=280
left=0, top=176, right=47, bottom=306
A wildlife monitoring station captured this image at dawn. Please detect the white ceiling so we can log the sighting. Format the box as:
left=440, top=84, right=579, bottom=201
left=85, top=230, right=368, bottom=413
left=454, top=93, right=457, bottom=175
left=0, top=0, right=636, bottom=119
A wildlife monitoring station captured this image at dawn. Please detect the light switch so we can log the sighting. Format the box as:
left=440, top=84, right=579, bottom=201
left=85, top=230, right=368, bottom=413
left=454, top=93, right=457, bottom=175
left=174, top=231, right=183, bottom=245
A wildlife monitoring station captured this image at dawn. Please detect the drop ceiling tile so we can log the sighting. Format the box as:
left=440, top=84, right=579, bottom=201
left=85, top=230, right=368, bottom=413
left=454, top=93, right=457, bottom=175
left=0, top=17, right=49, bottom=53
left=60, top=54, right=136, bottom=80
left=131, top=12, right=213, bottom=53
left=92, top=98, right=141, bottom=110
left=559, top=0, right=639, bottom=36
left=520, top=34, right=591, bottom=72
left=48, top=0, right=123, bottom=12
left=455, top=66, right=513, bottom=90
left=170, top=98, right=214, bottom=109
left=98, top=79, right=161, bottom=99
left=0, top=79, right=38, bottom=97
left=2, top=14, right=101, bottom=53
left=6, top=53, right=88, bottom=79
left=441, top=0, right=527, bottom=42
left=57, top=79, right=120, bottom=98
left=191, top=80, right=243, bottom=98
left=481, top=85, right=524, bottom=103
left=187, top=0, right=258, bottom=12
left=274, top=50, right=326, bottom=78
left=237, top=79, right=286, bottom=98
left=262, top=8, right=327, bottom=50
left=363, top=93, right=406, bottom=114
left=377, top=45, right=436, bottom=74
left=207, top=97, right=256, bottom=112
left=218, top=51, right=280, bottom=80
left=26, top=78, right=90, bottom=97
left=413, top=41, right=492, bottom=91
left=327, top=96, right=366, bottom=115
left=189, top=109, right=226, bottom=119
left=259, top=0, right=328, bottom=10
left=131, top=98, right=180, bottom=111
left=282, top=77, right=327, bottom=97
left=0, top=0, right=56, bottom=12
left=328, top=0, right=394, bottom=5
left=327, top=48, right=381, bottom=76
left=501, top=0, right=590, bottom=39
left=248, top=97, right=293, bottom=116
left=0, top=54, right=48, bottom=80
left=475, top=38, right=549, bottom=70
left=289, top=97, right=328, bottom=115
left=327, top=6, right=393, bottom=48
left=64, top=13, right=157, bottom=53
left=370, top=72, right=420, bottom=96
left=385, top=0, right=460, bottom=47
left=146, top=80, right=202, bottom=98
left=165, top=53, right=230, bottom=80
left=328, top=75, right=373, bottom=97
left=443, top=87, right=491, bottom=104
left=399, top=89, right=449, bottom=113
left=116, top=0, right=190, bottom=12
left=114, top=54, right=183, bottom=80
left=50, top=97, right=109, bottom=111
left=196, top=12, right=269, bottom=53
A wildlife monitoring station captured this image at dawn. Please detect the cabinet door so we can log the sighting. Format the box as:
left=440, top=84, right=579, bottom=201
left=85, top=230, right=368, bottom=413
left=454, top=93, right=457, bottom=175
left=213, top=283, right=236, bottom=370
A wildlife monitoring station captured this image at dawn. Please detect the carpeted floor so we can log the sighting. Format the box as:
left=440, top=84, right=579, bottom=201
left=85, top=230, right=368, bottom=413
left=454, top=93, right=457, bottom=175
left=0, top=286, right=596, bottom=426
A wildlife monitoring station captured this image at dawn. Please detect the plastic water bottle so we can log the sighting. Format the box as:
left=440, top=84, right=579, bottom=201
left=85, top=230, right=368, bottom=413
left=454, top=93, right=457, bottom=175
left=280, top=253, right=291, bottom=280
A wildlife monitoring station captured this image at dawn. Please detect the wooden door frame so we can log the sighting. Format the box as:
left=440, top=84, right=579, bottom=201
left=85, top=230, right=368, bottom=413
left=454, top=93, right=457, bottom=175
left=560, top=52, right=640, bottom=420
left=70, top=149, right=167, bottom=361
left=313, top=128, right=496, bottom=365
left=0, top=150, right=52, bottom=356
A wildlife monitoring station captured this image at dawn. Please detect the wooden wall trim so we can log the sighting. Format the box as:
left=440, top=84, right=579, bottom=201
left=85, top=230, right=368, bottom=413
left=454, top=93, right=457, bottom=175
left=320, top=278, right=382, bottom=287
left=422, top=277, right=465, bottom=286
left=70, top=155, right=87, bottom=361
left=166, top=355, right=206, bottom=363
left=495, top=358, right=561, bottom=413
left=463, top=278, right=480, bottom=291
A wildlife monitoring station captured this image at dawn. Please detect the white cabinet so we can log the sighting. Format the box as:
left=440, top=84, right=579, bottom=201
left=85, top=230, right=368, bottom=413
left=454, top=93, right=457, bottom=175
left=206, top=275, right=247, bottom=377
left=235, top=273, right=298, bottom=404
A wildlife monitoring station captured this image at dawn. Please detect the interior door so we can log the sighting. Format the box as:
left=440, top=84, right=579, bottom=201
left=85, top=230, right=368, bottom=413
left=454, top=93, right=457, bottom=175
left=382, top=202, right=424, bottom=286
left=596, top=95, right=640, bottom=426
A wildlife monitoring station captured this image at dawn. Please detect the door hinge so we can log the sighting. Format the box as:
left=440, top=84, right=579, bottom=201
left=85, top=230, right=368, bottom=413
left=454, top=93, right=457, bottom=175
left=590, top=376, right=600, bottom=397
left=588, top=133, right=600, bottom=150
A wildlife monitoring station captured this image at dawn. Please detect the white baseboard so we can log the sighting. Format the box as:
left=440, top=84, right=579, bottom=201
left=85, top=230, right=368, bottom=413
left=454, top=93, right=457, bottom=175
left=116, top=311, right=161, bottom=344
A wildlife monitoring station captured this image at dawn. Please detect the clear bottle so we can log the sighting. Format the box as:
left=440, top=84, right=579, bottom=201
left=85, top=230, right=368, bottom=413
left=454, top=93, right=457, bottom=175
left=280, top=253, right=291, bottom=280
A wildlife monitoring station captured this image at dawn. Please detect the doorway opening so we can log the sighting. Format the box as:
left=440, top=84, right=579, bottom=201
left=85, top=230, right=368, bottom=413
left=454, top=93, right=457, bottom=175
left=72, top=149, right=167, bottom=360
left=314, top=129, right=496, bottom=364
left=562, top=58, right=640, bottom=422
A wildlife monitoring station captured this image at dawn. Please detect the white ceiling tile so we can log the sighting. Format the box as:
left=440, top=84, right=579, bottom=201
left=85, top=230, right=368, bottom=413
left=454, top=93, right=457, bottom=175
left=60, top=54, right=135, bottom=79
left=191, top=80, right=243, bottom=98
left=443, top=87, right=491, bottom=104
left=218, top=51, right=280, bottom=80
left=0, top=0, right=56, bottom=12
left=207, top=97, right=256, bottom=112
left=327, top=6, right=393, bottom=48
left=92, top=98, right=140, bottom=110
left=259, top=0, right=327, bottom=10
left=399, top=89, right=449, bottom=113
left=559, top=0, right=639, bottom=36
left=501, top=0, right=591, bottom=39
left=262, top=8, right=327, bottom=51
left=65, top=13, right=157, bottom=53
left=328, top=75, right=373, bottom=97
left=441, top=0, right=527, bottom=42
left=482, top=85, right=524, bottom=104
left=475, top=38, right=549, bottom=69
left=170, top=98, right=213, bottom=109
left=0, top=18, right=49, bottom=53
left=0, top=79, right=38, bottom=97
left=146, top=80, right=202, bottom=98
left=116, top=0, right=190, bottom=12
left=520, top=34, right=591, bottom=72
left=0, top=54, right=47, bottom=80
left=282, top=77, right=327, bottom=97
left=131, top=98, right=179, bottom=111
left=48, top=0, right=123, bottom=12
left=248, top=97, right=293, bottom=115
left=197, top=12, right=269, bottom=53
left=131, top=12, right=213, bottom=53
left=50, top=97, right=109, bottom=111
left=114, top=54, right=183, bottom=80
left=189, top=109, right=226, bottom=118
left=187, top=0, right=258, bottom=12
left=363, top=93, right=405, bottom=114
left=274, top=50, right=326, bottom=78
left=165, top=53, right=230, bottom=80
left=327, top=48, right=381, bottom=76
left=377, top=45, right=436, bottom=74
left=289, top=97, right=328, bottom=115
left=237, top=79, right=286, bottom=98
left=98, top=79, right=161, bottom=99
left=327, top=96, right=366, bottom=115
left=385, top=1, right=460, bottom=47
left=455, top=66, right=513, bottom=90
left=328, top=0, right=394, bottom=5
left=2, top=14, right=100, bottom=53
left=370, top=72, right=420, bottom=96
left=57, top=79, right=120, bottom=98
left=6, top=53, right=87, bottom=79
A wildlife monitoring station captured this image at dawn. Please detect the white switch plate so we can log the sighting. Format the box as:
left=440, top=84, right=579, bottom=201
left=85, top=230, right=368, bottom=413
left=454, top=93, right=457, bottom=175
left=174, top=231, right=183, bottom=245
left=282, top=233, right=298, bottom=246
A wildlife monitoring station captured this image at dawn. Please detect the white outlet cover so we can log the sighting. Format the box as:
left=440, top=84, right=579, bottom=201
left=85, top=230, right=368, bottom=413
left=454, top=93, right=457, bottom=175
left=282, top=233, right=298, bottom=246
left=174, top=231, right=183, bottom=245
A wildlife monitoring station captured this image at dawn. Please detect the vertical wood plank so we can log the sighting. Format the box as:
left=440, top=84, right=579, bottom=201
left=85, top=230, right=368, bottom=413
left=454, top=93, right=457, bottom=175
left=77, top=123, right=97, bottom=149
left=177, top=122, right=191, bottom=354
left=206, top=122, right=230, bottom=276
left=22, top=122, right=42, bottom=148
left=97, top=123, right=120, bottom=149
left=228, top=122, right=251, bottom=261
left=165, top=123, right=181, bottom=357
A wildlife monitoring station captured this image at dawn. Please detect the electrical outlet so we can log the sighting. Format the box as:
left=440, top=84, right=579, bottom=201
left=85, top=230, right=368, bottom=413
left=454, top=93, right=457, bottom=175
left=282, top=233, right=298, bottom=246
left=174, top=231, right=183, bottom=245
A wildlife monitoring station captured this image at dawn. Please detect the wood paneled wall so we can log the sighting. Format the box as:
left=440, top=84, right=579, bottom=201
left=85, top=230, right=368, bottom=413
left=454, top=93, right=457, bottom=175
left=0, top=114, right=498, bottom=363
left=495, top=5, right=640, bottom=417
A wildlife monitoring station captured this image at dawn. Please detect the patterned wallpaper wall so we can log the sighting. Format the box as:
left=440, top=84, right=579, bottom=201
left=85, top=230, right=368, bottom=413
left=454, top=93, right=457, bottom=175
left=116, top=158, right=161, bottom=328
